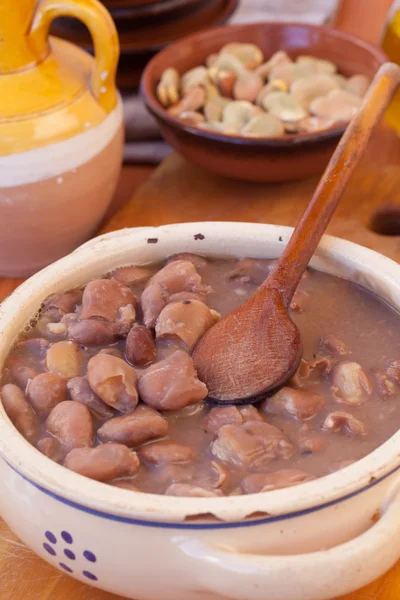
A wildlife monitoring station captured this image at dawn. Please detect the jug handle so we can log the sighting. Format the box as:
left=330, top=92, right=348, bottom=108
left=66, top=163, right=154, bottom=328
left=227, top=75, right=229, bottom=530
left=28, top=0, right=119, bottom=113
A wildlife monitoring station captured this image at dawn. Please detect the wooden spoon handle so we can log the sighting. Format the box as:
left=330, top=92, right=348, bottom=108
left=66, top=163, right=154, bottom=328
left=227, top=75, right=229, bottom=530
left=268, top=62, right=400, bottom=307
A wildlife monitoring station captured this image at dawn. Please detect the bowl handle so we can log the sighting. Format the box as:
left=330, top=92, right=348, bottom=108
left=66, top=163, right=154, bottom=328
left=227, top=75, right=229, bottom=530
left=28, top=0, right=119, bottom=113
left=181, top=481, right=400, bottom=600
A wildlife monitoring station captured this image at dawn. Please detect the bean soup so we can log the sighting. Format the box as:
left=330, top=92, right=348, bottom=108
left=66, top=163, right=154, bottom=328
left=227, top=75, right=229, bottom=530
left=1, top=254, right=400, bottom=497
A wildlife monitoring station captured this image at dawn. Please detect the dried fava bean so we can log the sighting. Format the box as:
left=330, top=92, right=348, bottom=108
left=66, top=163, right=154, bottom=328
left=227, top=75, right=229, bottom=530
left=80, top=278, right=136, bottom=322
left=37, top=436, right=65, bottom=462
left=233, top=71, right=263, bottom=103
left=168, top=87, right=206, bottom=116
left=141, top=283, right=169, bottom=329
left=138, top=350, right=208, bottom=410
left=297, top=425, right=325, bottom=454
left=319, top=334, right=349, bottom=356
left=165, top=483, right=223, bottom=497
left=155, top=300, right=218, bottom=351
left=27, top=372, right=67, bottom=418
left=148, top=260, right=207, bottom=295
left=256, top=81, right=288, bottom=107
left=46, top=341, right=82, bottom=379
left=322, top=411, right=367, bottom=436
left=345, top=74, right=370, bottom=97
left=239, top=405, right=264, bottom=422
left=64, top=444, right=139, bottom=482
left=157, top=68, right=180, bottom=107
left=126, top=325, right=156, bottom=367
left=214, top=69, right=236, bottom=98
left=111, top=266, right=153, bottom=286
left=297, top=116, right=335, bottom=133
left=222, top=100, right=260, bottom=132
left=67, top=317, right=120, bottom=346
left=139, top=441, right=196, bottom=465
left=211, top=421, right=294, bottom=469
left=7, top=337, right=50, bottom=374
left=260, top=91, right=307, bottom=123
left=262, top=387, right=324, bottom=420
left=1, top=384, right=40, bottom=444
left=97, top=404, right=168, bottom=447
left=269, top=62, right=316, bottom=86
left=67, top=377, right=114, bottom=420
left=241, top=113, right=285, bottom=137
left=206, top=52, right=218, bottom=68
left=256, top=50, right=292, bottom=80
left=331, top=361, right=371, bottom=406
left=296, top=55, right=337, bottom=75
left=220, top=43, right=263, bottom=70
left=310, top=89, right=362, bottom=122
left=43, top=289, right=83, bottom=320
left=204, top=96, right=231, bottom=123
left=213, top=52, right=247, bottom=74
left=241, top=469, right=316, bottom=493
left=181, top=66, right=209, bottom=95
left=290, top=74, right=339, bottom=109
left=87, top=354, right=138, bottom=413
left=46, top=401, right=93, bottom=450
left=179, top=111, right=205, bottom=126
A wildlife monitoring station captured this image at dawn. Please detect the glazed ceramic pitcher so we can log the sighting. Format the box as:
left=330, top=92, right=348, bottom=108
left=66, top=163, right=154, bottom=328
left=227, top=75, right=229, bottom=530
left=0, top=0, right=124, bottom=277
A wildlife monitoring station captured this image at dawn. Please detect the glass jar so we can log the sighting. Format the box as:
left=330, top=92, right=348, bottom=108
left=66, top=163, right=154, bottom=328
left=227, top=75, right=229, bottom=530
left=381, top=0, right=400, bottom=132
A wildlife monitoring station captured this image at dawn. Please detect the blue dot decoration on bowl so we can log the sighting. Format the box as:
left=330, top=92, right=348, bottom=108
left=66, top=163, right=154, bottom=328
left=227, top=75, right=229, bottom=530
left=41, top=529, right=98, bottom=582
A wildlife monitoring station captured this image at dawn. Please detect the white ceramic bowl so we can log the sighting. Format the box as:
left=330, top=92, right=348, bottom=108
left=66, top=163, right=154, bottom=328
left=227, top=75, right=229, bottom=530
left=1, top=222, right=400, bottom=600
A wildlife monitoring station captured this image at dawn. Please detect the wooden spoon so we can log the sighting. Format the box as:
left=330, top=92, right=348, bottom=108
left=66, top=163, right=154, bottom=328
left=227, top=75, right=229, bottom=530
left=193, top=62, right=400, bottom=404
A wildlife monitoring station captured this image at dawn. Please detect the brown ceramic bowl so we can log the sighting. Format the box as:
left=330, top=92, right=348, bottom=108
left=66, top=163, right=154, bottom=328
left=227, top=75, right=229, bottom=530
left=141, top=22, right=388, bottom=182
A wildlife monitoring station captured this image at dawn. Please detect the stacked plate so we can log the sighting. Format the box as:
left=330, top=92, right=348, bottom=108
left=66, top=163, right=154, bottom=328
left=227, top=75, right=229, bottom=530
left=50, top=0, right=239, bottom=90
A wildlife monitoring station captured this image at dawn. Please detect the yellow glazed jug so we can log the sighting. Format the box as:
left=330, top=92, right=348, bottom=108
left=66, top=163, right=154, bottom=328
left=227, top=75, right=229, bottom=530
left=0, top=0, right=124, bottom=276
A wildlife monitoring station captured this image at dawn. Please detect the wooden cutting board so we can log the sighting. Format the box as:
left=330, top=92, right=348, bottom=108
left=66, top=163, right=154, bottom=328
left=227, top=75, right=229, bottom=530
left=1, top=120, right=400, bottom=600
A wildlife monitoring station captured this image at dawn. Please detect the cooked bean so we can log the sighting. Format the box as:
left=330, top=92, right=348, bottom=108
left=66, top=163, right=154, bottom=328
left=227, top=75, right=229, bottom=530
left=44, top=289, right=83, bottom=320
left=148, top=260, right=207, bottom=295
left=296, top=55, right=336, bottom=75
left=64, top=444, right=139, bottom=481
left=87, top=354, right=138, bottom=413
left=233, top=71, right=263, bottom=103
left=241, top=113, right=285, bottom=137
left=345, top=74, right=370, bottom=97
left=138, top=350, right=208, bottom=410
left=157, top=68, right=180, bottom=107
left=139, top=441, right=196, bottom=465
left=155, top=300, right=218, bottom=351
left=7, top=365, right=38, bottom=390
left=241, top=469, right=316, bottom=493
left=211, top=421, right=294, bottom=469
left=290, top=74, right=339, bottom=109
left=47, top=322, right=68, bottom=335
left=37, top=436, right=65, bottom=462
left=168, top=87, right=206, bottom=116
left=141, top=284, right=169, bottom=329
left=331, top=361, right=371, bottom=406
left=256, top=50, right=292, bottom=80
left=27, top=372, right=67, bottom=418
left=262, top=387, right=324, bottom=420
left=220, top=43, right=263, bottom=70
left=67, top=317, right=120, bottom=346
left=204, top=405, right=263, bottom=435
left=67, top=377, right=114, bottom=420
left=1, top=384, right=40, bottom=444
left=319, top=334, right=349, bottom=356
left=322, top=411, right=367, bottom=436
left=181, top=66, right=209, bottom=95
left=46, top=341, right=82, bottom=379
left=80, top=279, right=136, bottom=322
left=46, top=401, right=93, bottom=450
left=165, top=483, right=223, bottom=497
left=111, top=265, right=153, bottom=286
left=6, top=337, right=49, bottom=384
left=98, top=404, right=168, bottom=447
left=126, top=326, right=156, bottom=367
left=168, top=291, right=206, bottom=303
left=166, top=253, right=208, bottom=270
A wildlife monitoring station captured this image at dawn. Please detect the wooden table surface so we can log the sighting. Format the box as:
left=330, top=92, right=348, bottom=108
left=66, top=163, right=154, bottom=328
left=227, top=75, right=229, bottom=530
left=1, top=115, right=400, bottom=599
